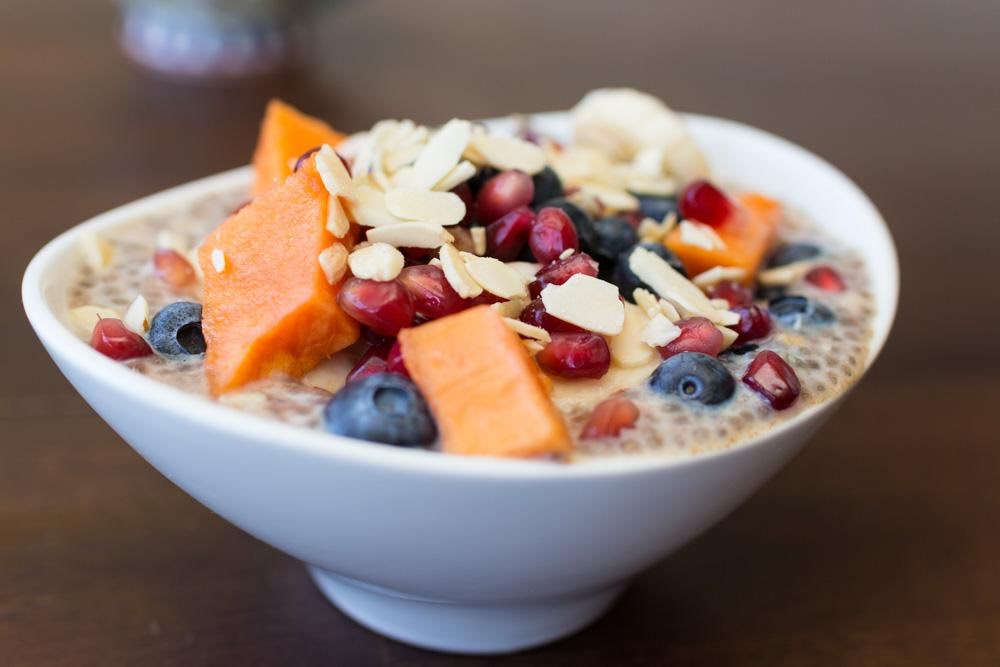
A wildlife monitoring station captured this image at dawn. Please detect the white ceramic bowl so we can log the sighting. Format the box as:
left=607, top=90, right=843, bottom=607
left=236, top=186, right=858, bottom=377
left=22, top=112, right=898, bottom=655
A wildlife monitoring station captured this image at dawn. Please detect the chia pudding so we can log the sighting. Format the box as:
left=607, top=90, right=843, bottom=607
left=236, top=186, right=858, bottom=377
left=62, top=88, right=875, bottom=462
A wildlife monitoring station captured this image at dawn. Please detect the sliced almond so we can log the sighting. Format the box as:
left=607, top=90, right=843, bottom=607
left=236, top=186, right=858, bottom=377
left=710, top=298, right=731, bottom=310
left=123, top=295, right=150, bottom=333
left=558, top=248, right=575, bottom=260
left=79, top=232, right=114, bottom=271
left=678, top=220, right=726, bottom=250
left=540, top=274, right=625, bottom=335
left=384, top=189, right=466, bottom=226
left=507, top=261, right=542, bottom=284
left=502, top=317, right=551, bottom=343
left=326, top=194, right=351, bottom=238
left=692, top=266, right=748, bottom=289
left=609, top=302, right=656, bottom=368
left=461, top=254, right=528, bottom=299
left=577, top=183, right=640, bottom=212
left=433, top=160, right=477, bottom=192
left=383, top=141, right=424, bottom=173
left=522, top=339, right=545, bottom=355
left=210, top=248, right=226, bottom=273
left=68, top=305, right=121, bottom=339
left=439, top=243, right=482, bottom=298
left=467, top=134, right=546, bottom=174
left=471, top=226, right=487, bottom=255
left=758, top=260, right=813, bottom=286
left=640, top=313, right=682, bottom=347
left=490, top=295, right=529, bottom=319
left=633, top=288, right=661, bottom=318
left=658, top=298, right=682, bottom=322
left=301, top=355, right=356, bottom=394
left=400, top=119, right=471, bottom=190
left=348, top=183, right=408, bottom=227
left=637, top=217, right=666, bottom=243
left=318, top=245, right=349, bottom=285
left=628, top=246, right=735, bottom=326
left=367, top=222, right=454, bottom=249
left=316, top=144, right=353, bottom=196
left=347, top=242, right=404, bottom=281
left=717, top=326, right=739, bottom=351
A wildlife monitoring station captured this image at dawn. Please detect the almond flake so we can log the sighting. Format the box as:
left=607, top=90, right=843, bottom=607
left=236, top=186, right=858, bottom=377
left=633, top=288, right=661, bottom=318
left=578, top=183, right=639, bottom=212
left=326, top=194, right=351, bottom=238
left=637, top=217, right=666, bottom=242
left=123, top=295, right=150, bottom=333
left=467, top=134, right=546, bottom=174
left=68, top=305, right=121, bottom=339
left=502, top=317, right=551, bottom=343
left=428, top=257, right=442, bottom=268
left=540, top=274, right=625, bottom=335
left=710, top=298, right=731, bottom=310
left=678, top=220, right=726, bottom=251
left=384, top=189, right=466, bottom=226
left=610, top=302, right=656, bottom=368
left=318, top=245, right=349, bottom=285
left=461, top=254, right=528, bottom=299
left=316, top=144, right=353, bottom=196
left=79, top=232, right=114, bottom=271
left=433, top=160, right=477, bottom=192
left=717, top=326, right=739, bottom=351
left=348, top=184, right=408, bottom=227
left=383, top=141, right=424, bottom=173
left=367, top=222, right=454, bottom=249
left=640, top=313, right=682, bottom=347
left=187, top=244, right=204, bottom=281
left=347, top=242, right=404, bottom=281
left=490, top=296, right=529, bottom=319
left=439, top=243, right=482, bottom=298
left=471, top=227, right=487, bottom=255
left=692, top=266, right=748, bottom=289
left=558, top=248, right=576, bottom=260
left=507, top=261, right=542, bottom=284
left=210, top=248, right=226, bottom=273
left=758, top=260, right=813, bottom=286
left=628, top=246, right=735, bottom=326
left=400, top=119, right=471, bottom=190
left=658, top=298, right=682, bottom=322
left=522, top=339, right=545, bottom=355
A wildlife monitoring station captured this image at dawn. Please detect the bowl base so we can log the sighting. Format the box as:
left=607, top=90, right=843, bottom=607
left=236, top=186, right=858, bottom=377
left=308, top=566, right=625, bottom=654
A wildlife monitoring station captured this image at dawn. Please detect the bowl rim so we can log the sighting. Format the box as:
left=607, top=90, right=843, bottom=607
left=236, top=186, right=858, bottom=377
left=22, top=112, right=898, bottom=480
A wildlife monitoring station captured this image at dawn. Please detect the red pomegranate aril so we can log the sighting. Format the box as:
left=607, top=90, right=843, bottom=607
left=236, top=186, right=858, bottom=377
left=293, top=146, right=321, bottom=172
left=731, top=305, right=772, bottom=344
left=622, top=210, right=644, bottom=229
left=529, top=207, right=579, bottom=264
left=743, top=350, right=801, bottom=410
left=385, top=340, right=411, bottom=378
left=805, top=265, right=846, bottom=292
left=397, top=265, right=466, bottom=320
left=536, top=333, right=611, bottom=379
left=337, top=277, right=415, bottom=337
left=462, top=291, right=505, bottom=308
left=657, top=317, right=724, bottom=359
left=528, top=252, right=599, bottom=298
left=707, top=280, right=753, bottom=308
left=153, top=248, right=196, bottom=288
left=346, top=342, right=392, bottom=383
left=90, top=318, right=153, bottom=360
left=581, top=395, right=640, bottom=439
left=486, top=206, right=535, bottom=261
left=678, top=179, right=734, bottom=227
left=519, top=298, right=586, bottom=334
left=476, top=169, right=534, bottom=224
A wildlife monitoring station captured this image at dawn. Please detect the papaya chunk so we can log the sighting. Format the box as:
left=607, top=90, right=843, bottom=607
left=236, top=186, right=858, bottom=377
left=398, top=306, right=572, bottom=458
left=251, top=99, right=346, bottom=198
left=665, top=193, right=781, bottom=283
left=198, top=160, right=359, bottom=395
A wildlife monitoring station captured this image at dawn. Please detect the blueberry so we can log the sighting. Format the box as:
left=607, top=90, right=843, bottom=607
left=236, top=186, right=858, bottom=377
left=648, top=352, right=735, bottom=406
left=755, top=284, right=787, bottom=302
left=767, top=242, right=821, bottom=267
left=768, top=295, right=836, bottom=327
left=612, top=243, right=688, bottom=301
left=148, top=301, right=206, bottom=358
left=634, top=194, right=679, bottom=222
left=722, top=343, right=759, bottom=356
left=581, top=216, right=639, bottom=263
left=467, top=166, right=499, bottom=196
left=531, top=167, right=564, bottom=206
left=324, top=373, right=437, bottom=447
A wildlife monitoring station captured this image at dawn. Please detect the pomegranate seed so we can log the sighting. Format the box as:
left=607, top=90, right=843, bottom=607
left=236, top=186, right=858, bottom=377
left=397, top=265, right=466, bottom=320
left=528, top=252, right=599, bottom=298
left=338, top=277, right=415, bottom=337
left=476, top=170, right=534, bottom=224
left=486, top=207, right=535, bottom=261
left=462, top=291, right=505, bottom=307
left=731, top=305, right=772, bottom=344
left=678, top=179, right=734, bottom=227
left=536, top=333, right=611, bottom=379
left=657, top=317, right=724, bottom=359
left=232, top=200, right=251, bottom=215
left=581, top=395, right=640, bottom=439
left=451, top=182, right=475, bottom=225
left=743, top=350, right=801, bottom=410
left=622, top=210, right=644, bottom=229
left=90, top=318, right=153, bottom=360
left=385, top=339, right=411, bottom=378
left=805, top=265, right=846, bottom=292
left=346, top=342, right=392, bottom=383
left=519, top=298, right=586, bottom=334
left=153, top=248, right=196, bottom=289
left=529, top=207, right=579, bottom=264
left=293, top=146, right=321, bottom=172
left=707, top=280, right=753, bottom=308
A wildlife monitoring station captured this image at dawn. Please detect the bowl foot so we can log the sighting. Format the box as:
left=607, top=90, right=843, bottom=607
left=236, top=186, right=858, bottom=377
left=308, top=566, right=624, bottom=654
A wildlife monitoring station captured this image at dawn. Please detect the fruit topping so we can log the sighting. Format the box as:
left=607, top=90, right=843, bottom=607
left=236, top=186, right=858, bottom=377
left=251, top=99, right=345, bottom=197
left=486, top=206, right=535, bottom=261
left=722, top=343, right=759, bottom=356
left=730, top=305, right=772, bottom=344
left=148, top=301, right=206, bottom=358
left=539, top=198, right=594, bottom=241
left=293, top=146, right=321, bottom=172
left=154, top=248, right=197, bottom=289
left=528, top=252, right=600, bottom=298
left=519, top=298, right=586, bottom=334
left=540, top=274, right=625, bottom=335
left=635, top=194, right=679, bottom=222
left=476, top=169, right=534, bottom=224
left=648, top=351, right=735, bottom=406
left=346, top=342, right=391, bottom=383
left=656, top=316, right=724, bottom=359
left=90, top=318, right=153, bottom=361
left=742, top=350, right=801, bottom=410
left=707, top=280, right=754, bottom=308
left=531, top=166, right=564, bottom=206
left=338, top=277, right=415, bottom=337
left=536, top=332, right=612, bottom=379
left=529, top=207, right=579, bottom=263
left=678, top=179, right=734, bottom=227
left=612, top=243, right=687, bottom=300
left=397, top=265, right=466, bottom=320
left=768, top=295, right=835, bottom=328
left=579, top=216, right=639, bottom=263
left=805, top=265, right=846, bottom=292
left=768, top=242, right=821, bottom=267
left=581, top=395, right=640, bottom=439
left=323, top=372, right=437, bottom=447
left=385, top=339, right=411, bottom=378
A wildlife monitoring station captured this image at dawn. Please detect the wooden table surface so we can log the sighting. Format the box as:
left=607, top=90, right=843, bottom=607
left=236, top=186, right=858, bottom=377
left=4, top=1, right=999, bottom=664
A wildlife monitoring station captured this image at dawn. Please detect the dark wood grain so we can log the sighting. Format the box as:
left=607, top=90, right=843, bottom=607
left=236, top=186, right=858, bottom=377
left=3, top=0, right=999, bottom=664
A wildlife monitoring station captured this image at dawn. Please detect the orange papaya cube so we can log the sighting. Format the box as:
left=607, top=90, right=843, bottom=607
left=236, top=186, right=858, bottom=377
left=198, top=160, right=359, bottom=395
left=251, top=99, right=346, bottom=198
left=665, top=193, right=782, bottom=284
left=398, top=306, right=572, bottom=458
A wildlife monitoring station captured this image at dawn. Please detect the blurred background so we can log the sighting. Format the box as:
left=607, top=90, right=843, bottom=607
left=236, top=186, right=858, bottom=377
left=3, top=0, right=999, bottom=664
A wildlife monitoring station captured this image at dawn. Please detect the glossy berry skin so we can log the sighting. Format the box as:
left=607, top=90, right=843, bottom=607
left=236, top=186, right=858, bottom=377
left=743, top=350, right=801, bottom=410
left=768, top=242, right=820, bottom=268
left=612, top=243, right=687, bottom=301
left=153, top=248, right=196, bottom=289
left=528, top=252, right=599, bottom=298
left=731, top=305, right=773, bottom=344
left=346, top=342, right=391, bottom=383
left=462, top=291, right=505, bottom=308
left=519, top=298, right=586, bottom=334
left=90, top=318, right=153, bottom=360
left=324, top=373, right=437, bottom=447
left=657, top=317, right=724, bottom=359
left=486, top=207, right=535, bottom=261
left=540, top=198, right=594, bottom=241
left=338, top=278, right=415, bottom=337
left=467, top=166, right=499, bottom=196
left=293, top=146, right=320, bottom=172
left=768, top=295, right=835, bottom=328
left=397, top=265, right=465, bottom=321
left=148, top=301, right=206, bottom=358
left=385, top=340, right=410, bottom=378
left=476, top=170, right=534, bottom=224
left=579, top=216, right=639, bottom=263
left=531, top=166, right=564, bottom=206
left=536, top=333, right=611, bottom=379
left=756, top=284, right=787, bottom=302
left=529, top=207, right=579, bottom=263
left=635, top=194, right=679, bottom=222
left=707, top=280, right=754, bottom=308
left=649, top=352, right=735, bottom=406
left=805, top=265, right=846, bottom=292
left=678, top=179, right=734, bottom=227
left=581, top=395, right=640, bottom=439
